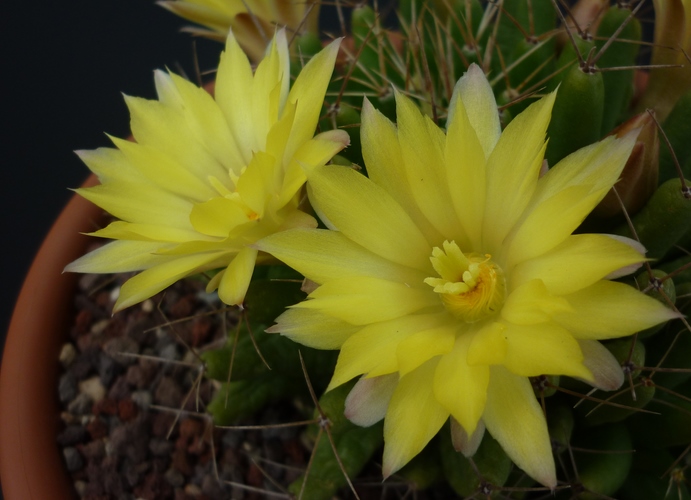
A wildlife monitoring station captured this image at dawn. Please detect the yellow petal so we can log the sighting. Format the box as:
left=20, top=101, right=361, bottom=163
left=505, top=184, right=604, bottom=266
left=396, top=90, right=467, bottom=244
left=215, top=30, right=255, bottom=163
left=449, top=64, right=501, bottom=158
left=396, top=325, right=456, bottom=376
left=267, top=307, right=359, bottom=349
left=279, top=129, right=350, bottom=207
left=483, top=91, right=556, bottom=252
left=328, top=313, right=449, bottom=389
left=306, top=165, right=432, bottom=272
left=284, top=37, right=342, bottom=161
left=361, top=99, right=444, bottom=246
left=217, top=246, right=258, bottom=305
left=75, top=182, right=193, bottom=228
left=531, top=132, right=638, bottom=209
left=510, top=234, right=647, bottom=295
left=553, top=281, right=680, bottom=339
left=434, top=334, right=489, bottom=436
left=164, top=71, right=239, bottom=164
left=110, top=136, right=216, bottom=202
left=501, top=322, right=592, bottom=380
left=445, top=85, right=487, bottom=250
left=114, top=250, right=230, bottom=311
left=467, top=322, right=508, bottom=366
left=382, top=359, right=449, bottom=478
left=189, top=197, right=251, bottom=238
left=125, top=93, right=226, bottom=180
left=295, top=276, right=440, bottom=325
left=501, top=279, right=573, bottom=325
left=88, top=221, right=211, bottom=243
left=256, top=228, right=428, bottom=285
left=63, top=240, right=169, bottom=274
left=236, top=151, right=277, bottom=217
left=483, top=366, right=557, bottom=488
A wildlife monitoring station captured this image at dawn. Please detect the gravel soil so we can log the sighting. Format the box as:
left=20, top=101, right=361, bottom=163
left=56, top=270, right=458, bottom=500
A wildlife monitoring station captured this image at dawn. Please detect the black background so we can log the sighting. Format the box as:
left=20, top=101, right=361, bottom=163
left=0, top=2, right=347, bottom=361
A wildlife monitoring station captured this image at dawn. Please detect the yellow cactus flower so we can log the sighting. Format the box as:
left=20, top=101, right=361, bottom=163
left=66, top=30, right=348, bottom=312
left=637, top=0, right=691, bottom=120
left=158, top=0, right=320, bottom=61
left=256, top=65, right=678, bottom=487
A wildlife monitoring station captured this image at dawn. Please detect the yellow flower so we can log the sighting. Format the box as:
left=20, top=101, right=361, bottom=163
left=158, top=0, right=320, bottom=61
left=256, top=65, right=678, bottom=487
left=66, top=30, right=348, bottom=312
left=637, top=0, right=691, bottom=120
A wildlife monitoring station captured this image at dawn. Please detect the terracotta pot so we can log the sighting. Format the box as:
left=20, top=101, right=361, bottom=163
left=0, top=174, right=101, bottom=500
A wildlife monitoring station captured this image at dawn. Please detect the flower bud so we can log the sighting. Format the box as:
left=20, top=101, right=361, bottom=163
left=593, top=111, right=659, bottom=218
left=635, top=0, right=691, bottom=121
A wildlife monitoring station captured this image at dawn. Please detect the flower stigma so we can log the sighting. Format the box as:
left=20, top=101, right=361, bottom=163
left=424, top=240, right=505, bottom=323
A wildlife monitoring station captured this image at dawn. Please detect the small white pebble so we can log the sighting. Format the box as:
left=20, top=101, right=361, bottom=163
left=185, top=483, right=203, bottom=496
left=91, top=319, right=110, bottom=335
left=59, top=343, right=77, bottom=368
left=74, top=480, right=87, bottom=496
left=78, top=376, right=106, bottom=402
left=141, top=299, right=154, bottom=312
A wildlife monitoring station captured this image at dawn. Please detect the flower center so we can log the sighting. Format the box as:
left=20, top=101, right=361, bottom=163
left=424, top=240, right=506, bottom=323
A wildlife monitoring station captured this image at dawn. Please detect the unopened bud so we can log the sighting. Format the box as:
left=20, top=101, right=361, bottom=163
left=593, top=111, right=659, bottom=218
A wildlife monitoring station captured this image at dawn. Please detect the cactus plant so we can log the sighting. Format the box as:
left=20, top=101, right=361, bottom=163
left=62, top=0, right=691, bottom=498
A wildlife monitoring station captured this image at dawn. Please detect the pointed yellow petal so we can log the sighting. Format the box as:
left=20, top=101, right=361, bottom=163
left=279, top=129, right=350, bottom=207
left=502, top=322, right=592, bottom=380
left=125, top=94, right=229, bottom=182
left=328, top=313, right=449, bottom=389
left=449, top=64, right=501, bottom=158
left=236, top=151, right=277, bottom=217
left=531, top=132, right=638, bottom=209
left=483, top=91, right=556, bottom=252
left=467, top=322, right=507, bottom=366
left=505, top=184, right=604, bottom=266
left=396, top=91, right=467, bottom=244
left=396, top=325, right=456, bottom=376
left=267, top=307, right=359, bottom=349
left=306, top=165, right=432, bottom=272
left=256, top=228, right=428, bottom=286
left=361, top=98, right=443, bottom=245
left=64, top=240, right=168, bottom=274
left=87, top=221, right=207, bottom=243
left=295, top=276, right=440, bottom=325
left=75, top=182, right=193, bottom=228
left=344, top=374, right=398, bottom=427
left=382, top=359, right=449, bottom=478
left=284, top=38, right=341, bottom=161
left=445, top=85, right=487, bottom=250
left=215, top=30, right=255, bottom=162
left=553, top=281, right=680, bottom=339
left=434, top=334, right=489, bottom=436
left=484, top=366, right=557, bottom=488
left=189, top=197, right=251, bottom=237
left=501, top=280, right=573, bottom=325
left=510, top=234, right=647, bottom=295
left=114, top=250, right=229, bottom=311
left=111, top=137, right=216, bottom=201
left=155, top=70, right=245, bottom=178
left=217, top=246, right=258, bottom=305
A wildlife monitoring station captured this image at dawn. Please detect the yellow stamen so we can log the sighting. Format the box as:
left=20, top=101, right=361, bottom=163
left=424, top=240, right=506, bottom=323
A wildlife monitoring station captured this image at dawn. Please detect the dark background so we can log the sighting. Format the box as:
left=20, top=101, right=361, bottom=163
left=0, top=1, right=229, bottom=361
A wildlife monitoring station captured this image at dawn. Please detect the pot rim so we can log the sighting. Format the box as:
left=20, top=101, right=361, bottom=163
left=0, top=174, right=100, bottom=500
